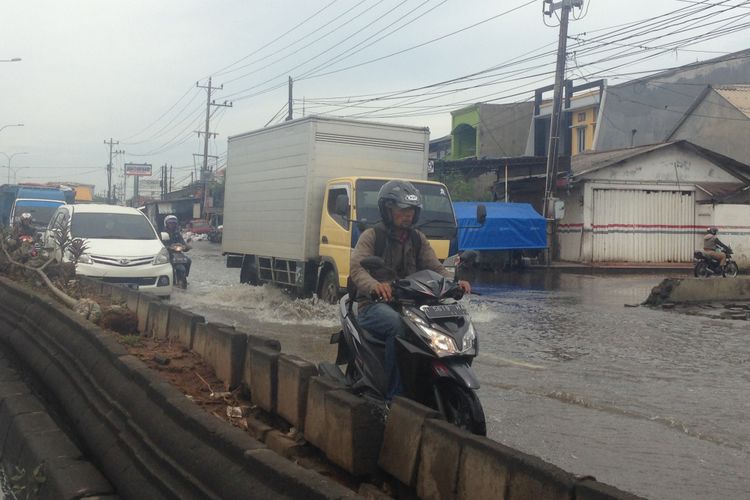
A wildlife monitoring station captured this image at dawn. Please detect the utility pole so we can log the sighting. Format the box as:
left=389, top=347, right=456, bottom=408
left=169, top=165, right=173, bottom=193
left=196, top=77, right=232, bottom=218
left=104, top=138, right=119, bottom=204
left=286, top=76, right=293, bottom=121
left=542, top=0, right=582, bottom=219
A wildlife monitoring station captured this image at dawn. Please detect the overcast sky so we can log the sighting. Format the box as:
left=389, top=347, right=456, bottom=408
left=1, top=0, right=748, bottom=197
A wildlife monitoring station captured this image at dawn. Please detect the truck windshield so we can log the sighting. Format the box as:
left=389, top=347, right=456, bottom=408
left=356, top=179, right=456, bottom=239
left=71, top=213, right=157, bottom=240
left=13, top=202, right=64, bottom=226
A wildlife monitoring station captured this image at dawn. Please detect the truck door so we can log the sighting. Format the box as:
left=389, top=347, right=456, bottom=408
left=319, top=183, right=352, bottom=287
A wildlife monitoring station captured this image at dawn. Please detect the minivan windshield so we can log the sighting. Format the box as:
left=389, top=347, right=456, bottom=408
left=356, top=179, right=456, bottom=239
left=71, top=213, right=157, bottom=240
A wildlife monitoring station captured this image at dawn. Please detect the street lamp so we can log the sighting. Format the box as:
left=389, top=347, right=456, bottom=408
left=0, top=123, right=23, bottom=134
left=11, top=166, right=29, bottom=184
left=0, top=152, right=29, bottom=184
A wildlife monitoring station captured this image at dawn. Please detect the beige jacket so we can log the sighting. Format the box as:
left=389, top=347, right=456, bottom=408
left=350, top=227, right=450, bottom=304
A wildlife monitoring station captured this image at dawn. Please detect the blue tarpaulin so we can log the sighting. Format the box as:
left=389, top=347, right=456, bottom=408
left=454, top=202, right=547, bottom=251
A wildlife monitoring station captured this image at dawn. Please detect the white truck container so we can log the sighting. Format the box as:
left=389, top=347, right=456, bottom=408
left=223, top=116, right=457, bottom=302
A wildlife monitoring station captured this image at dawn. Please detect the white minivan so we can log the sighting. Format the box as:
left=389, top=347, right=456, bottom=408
left=45, top=204, right=173, bottom=296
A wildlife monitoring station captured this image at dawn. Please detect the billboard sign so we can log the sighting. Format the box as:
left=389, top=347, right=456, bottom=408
left=124, top=163, right=152, bottom=176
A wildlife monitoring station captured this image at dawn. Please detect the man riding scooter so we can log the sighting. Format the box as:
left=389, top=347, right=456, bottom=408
left=164, top=215, right=192, bottom=284
left=349, top=180, right=472, bottom=403
left=703, top=227, right=729, bottom=276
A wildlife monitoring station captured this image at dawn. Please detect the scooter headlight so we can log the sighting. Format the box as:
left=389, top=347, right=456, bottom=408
left=153, top=247, right=170, bottom=265
left=404, top=309, right=459, bottom=356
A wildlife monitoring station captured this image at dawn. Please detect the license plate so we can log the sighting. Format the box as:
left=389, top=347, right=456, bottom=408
left=423, top=303, right=466, bottom=319
left=172, top=255, right=188, bottom=263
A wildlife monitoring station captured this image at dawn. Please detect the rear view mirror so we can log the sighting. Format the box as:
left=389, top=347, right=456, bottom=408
left=476, top=204, right=487, bottom=225
left=334, top=194, right=350, bottom=216
left=160, top=232, right=170, bottom=242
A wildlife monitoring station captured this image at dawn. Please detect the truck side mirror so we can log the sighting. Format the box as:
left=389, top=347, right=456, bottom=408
left=334, top=194, right=350, bottom=216
left=476, top=204, right=487, bottom=225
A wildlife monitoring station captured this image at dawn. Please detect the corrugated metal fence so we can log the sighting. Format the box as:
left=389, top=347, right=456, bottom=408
left=592, top=189, right=694, bottom=262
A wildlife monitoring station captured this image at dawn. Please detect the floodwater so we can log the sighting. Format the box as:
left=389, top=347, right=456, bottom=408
left=171, top=242, right=750, bottom=500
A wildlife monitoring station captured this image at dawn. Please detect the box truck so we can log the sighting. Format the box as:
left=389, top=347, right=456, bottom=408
left=222, top=116, right=458, bottom=303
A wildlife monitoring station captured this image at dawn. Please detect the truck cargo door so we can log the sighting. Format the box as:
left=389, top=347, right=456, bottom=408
left=319, top=183, right=352, bottom=287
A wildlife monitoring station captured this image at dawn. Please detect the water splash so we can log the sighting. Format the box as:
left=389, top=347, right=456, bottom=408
left=171, top=282, right=339, bottom=327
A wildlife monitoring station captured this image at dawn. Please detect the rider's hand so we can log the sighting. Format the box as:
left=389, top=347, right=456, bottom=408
left=372, top=282, right=393, bottom=302
left=458, top=280, right=471, bottom=295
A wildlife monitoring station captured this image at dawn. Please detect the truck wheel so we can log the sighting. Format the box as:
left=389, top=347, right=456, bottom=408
left=318, top=270, right=339, bottom=305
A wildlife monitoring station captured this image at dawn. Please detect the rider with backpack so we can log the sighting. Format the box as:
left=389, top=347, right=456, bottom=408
left=349, top=180, right=471, bottom=402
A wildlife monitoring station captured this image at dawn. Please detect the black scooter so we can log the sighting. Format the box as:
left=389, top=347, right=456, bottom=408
left=322, top=252, right=486, bottom=435
left=694, top=244, right=739, bottom=278
left=169, top=243, right=191, bottom=289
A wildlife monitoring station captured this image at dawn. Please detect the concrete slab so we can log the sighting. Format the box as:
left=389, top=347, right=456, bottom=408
left=303, top=376, right=345, bottom=450
left=378, top=397, right=441, bottom=487
left=248, top=345, right=279, bottom=413
left=276, top=354, right=318, bottom=431
left=110, top=285, right=128, bottom=306
left=455, top=434, right=513, bottom=500
left=145, top=301, right=170, bottom=339
left=645, top=276, right=750, bottom=305
left=324, top=389, right=384, bottom=477
left=125, top=289, right=140, bottom=313
left=167, top=307, right=204, bottom=350
left=192, top=323, right=208, bottom=358
left=417, top=418, right=465, bottom=500
left=242, top=333, right=281, bottom=390
left=204, top=325, right=246, bottom=390
left=136, top=293, right=158, bottom=334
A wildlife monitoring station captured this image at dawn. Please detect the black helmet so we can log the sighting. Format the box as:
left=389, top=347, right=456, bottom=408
left=707, top=227, right=718, bottom=235
left=377, top=180, right=422, bottom=226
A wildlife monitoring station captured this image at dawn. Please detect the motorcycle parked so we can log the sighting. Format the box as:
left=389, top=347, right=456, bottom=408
left=694, top=245, right=739, bottom=278
left=322, top=252, right=486, bottom=436
left=168, top=243, right=191, bottom=289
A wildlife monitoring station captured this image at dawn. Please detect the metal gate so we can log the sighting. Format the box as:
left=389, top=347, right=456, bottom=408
left=592, top=189, right=694, bottom=262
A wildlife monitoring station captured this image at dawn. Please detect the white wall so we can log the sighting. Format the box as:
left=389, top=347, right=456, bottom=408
left=712, top=204, right=750, bottom=269
left=557, top=185, right=585, bottom=261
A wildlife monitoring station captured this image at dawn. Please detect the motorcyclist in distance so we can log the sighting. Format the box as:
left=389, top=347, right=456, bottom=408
left=13, top=213, right=35, bottom=239
left=703, top=226, right=729, bottom=276
left=164, top=215, right=191, bottom=276
left=349, top=180, right=471, bottom=403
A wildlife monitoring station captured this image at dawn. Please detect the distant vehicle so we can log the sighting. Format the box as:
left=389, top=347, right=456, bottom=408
left=207, top=224, right=223, bottom=243
left=186, top=219, right=212, bottom=235
left=0, top=184, right=74, bottom=229
left=44, top=204, right=173, bottom=296
left=694, top=245, right=739, bottom=278
left=222, top=116, right=458, bottom=304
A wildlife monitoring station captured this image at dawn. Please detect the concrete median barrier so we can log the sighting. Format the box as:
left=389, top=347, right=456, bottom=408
left=242, top=333, right=281, bottom=391
left=417, top=418, right=465, bottom=500
left=0, top=277, right=355, bottom=499
left=145, top=300, right=170, bottom=339
left=109, top=284, right=128, bottom=305
left=125, top=288, right=140, bottom=313
left=323, top=389, right=385, bottom=477
left=574, top=478, right=646, bottom=500
left=277, top=354, right=318, bottom=431
left=167, top=306, right=204, bottom=349
left=204, top=324, right=246, bottom=390
left=136, top=293, right=158, bottom=333
left=248, top=345, right=280, bottom=413
left=378, top=397, right=441, bottom=487
left=303, top=376, right=345, bottom=450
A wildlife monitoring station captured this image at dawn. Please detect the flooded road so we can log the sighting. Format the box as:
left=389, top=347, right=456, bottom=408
left=172, top=242, right=749, bottom=500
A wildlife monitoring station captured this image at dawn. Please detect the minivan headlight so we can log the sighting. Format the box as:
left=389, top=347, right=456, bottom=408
left=153, top=247, right=170, bottom=265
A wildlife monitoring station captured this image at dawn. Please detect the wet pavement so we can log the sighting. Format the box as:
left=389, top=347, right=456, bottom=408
left=171, top=242, right=750, bottom=500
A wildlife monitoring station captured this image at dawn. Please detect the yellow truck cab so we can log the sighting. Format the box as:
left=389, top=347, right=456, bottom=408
left=222, top=116, right=457, bottom=303
left=318, top=176, right=456, bottom=300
